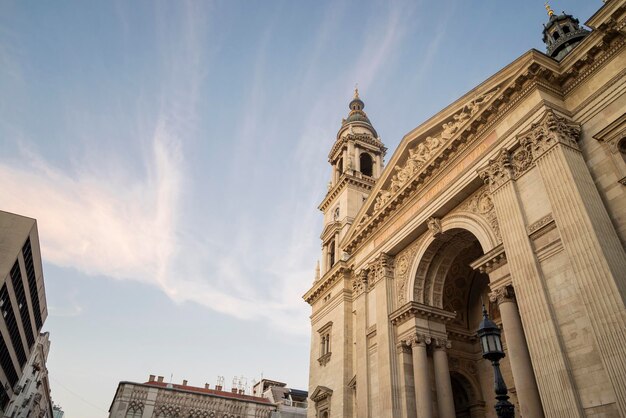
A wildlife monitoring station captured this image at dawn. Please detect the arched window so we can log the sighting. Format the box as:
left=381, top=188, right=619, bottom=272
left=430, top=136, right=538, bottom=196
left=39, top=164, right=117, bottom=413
left=562, top=25, right=571, bottom=34
left=328, top=240, right=335, bottom=267
left=360, top=153, right=373, bottom=177
left=337, top=158, right=343, bottom=175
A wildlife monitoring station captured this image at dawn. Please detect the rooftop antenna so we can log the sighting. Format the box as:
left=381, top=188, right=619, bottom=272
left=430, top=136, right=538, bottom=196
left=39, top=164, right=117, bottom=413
left=166, top=373, right=174, bottom=389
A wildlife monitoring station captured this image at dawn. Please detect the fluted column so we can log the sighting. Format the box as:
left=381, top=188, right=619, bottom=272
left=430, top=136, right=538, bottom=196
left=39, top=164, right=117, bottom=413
left=478, top=148, right=584, bottom=417
left=432, top=339, right=455, bottom=418
left=520, top=110, right=626, bottom=415
left=398, top=341, right=416, bottom=418
left=411, top=335, right=433, bottom=418
left=490, top=286, right=544, bottom=418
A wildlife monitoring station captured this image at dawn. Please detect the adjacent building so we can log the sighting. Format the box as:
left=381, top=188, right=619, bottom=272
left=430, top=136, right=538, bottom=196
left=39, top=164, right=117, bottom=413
left=304, top=1, right=626, bottom=418
left=0, top=210, right=51, bottom=416
left=108, top=375, right=307, bottom=418
left=4, top=333, right=54, bottom=418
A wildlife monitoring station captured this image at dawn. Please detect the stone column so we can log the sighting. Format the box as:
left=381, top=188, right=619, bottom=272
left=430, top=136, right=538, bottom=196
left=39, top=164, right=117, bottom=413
left=411, top=335, right=433, bottom=418
left=520, top=110, right=626, bottom=415
left=478, top=149, right=584, bottom=417
left=432, top=339, right=455, bottom=418
left=490, top=285, right=544, bottom=418
left=397, top=341, right=416, bottom=418
left=352, top=270, right=369, bottom=418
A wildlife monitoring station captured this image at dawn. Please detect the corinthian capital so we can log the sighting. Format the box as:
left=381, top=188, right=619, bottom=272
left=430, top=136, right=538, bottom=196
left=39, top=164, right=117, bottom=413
left=489, top=285, right=516, bottom=306
left=518, top=109, right=582, bottom=158
left=477, top=148, right=513, bottom=192
left=352, top=269, right=369, bottom=296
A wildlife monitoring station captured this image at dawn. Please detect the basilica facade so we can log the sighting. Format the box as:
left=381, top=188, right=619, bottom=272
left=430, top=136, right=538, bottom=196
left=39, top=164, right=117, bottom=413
left=304, top=2, right=626, bottom=417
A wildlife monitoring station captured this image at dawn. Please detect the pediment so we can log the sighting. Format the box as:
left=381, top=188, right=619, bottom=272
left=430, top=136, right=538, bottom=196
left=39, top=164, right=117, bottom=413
left=342, top=51, right=552, bottom=253
left=310, top=385, right=333, bottom=402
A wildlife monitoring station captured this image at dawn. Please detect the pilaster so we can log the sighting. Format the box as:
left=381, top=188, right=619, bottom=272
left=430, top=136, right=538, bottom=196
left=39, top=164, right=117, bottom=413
left=352, top=269, right=369, bottom=418
left=478, top=150, right=584, bottom=417
left=520, top=109, right=626, bottom=414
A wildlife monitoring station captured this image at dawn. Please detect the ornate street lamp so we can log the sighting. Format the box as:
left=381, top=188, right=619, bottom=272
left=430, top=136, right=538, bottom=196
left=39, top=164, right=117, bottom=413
left=477, top=305, right=515, bottom=418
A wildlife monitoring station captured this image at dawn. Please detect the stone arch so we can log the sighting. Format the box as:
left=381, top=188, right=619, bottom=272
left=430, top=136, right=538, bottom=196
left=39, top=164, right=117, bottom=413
left=450, top=370, right=485, bottom=417
left=406, top=212, right=496, bottom=304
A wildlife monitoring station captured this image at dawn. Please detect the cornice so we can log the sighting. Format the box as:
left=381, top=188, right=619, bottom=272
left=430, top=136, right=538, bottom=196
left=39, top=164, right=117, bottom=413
left=469, top=244, right=506, bottom=274
left=389, top=301, right=456, bottom=326
left=320, top=221, right=341, bottom=242
left=328, top=133, right=386, bottom=162
left=303, top=261, right=351, bottom=305
left=318, top=173, right=375, bottom=212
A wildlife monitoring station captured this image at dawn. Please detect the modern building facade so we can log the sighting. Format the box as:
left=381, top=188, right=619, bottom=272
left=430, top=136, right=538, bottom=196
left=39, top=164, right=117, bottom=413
left=4, top=332, right=54, bottom=418
left=0, top=211, right=50, bottom=415
left=304, top=1, right=626, bottom=418
left=108, top=375, right=304, bottom=418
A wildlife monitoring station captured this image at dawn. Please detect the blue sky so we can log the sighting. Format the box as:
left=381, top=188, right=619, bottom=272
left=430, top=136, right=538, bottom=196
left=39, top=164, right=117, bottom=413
left=0, top=1, right=599, bottom=416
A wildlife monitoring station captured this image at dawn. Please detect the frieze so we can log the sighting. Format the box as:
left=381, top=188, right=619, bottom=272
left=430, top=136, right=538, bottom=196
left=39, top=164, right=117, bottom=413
left=527, top=214, right=554, bottom=235
left=372, top=89, right=499, bottom=213
left=518, top=110, right=582, bottom=159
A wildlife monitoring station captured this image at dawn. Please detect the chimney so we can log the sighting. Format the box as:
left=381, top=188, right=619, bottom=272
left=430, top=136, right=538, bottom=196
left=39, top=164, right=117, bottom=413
left=216, top=385, right=223, bottom=391
left=182, top=380, right=188, bottom=386
left=149, top=375, right=155, bottom=382
left=204, top=384, right=210, bottom=389
left=157, top=376, right=164, bottom=383
left=239, top=389, right=244, bottom=395
left=231, top=388, right=238, bottom=394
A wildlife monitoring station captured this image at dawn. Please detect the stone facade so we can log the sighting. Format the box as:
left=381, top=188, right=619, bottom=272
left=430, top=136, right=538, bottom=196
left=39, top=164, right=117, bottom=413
left=108, top=376, right=277, bottom=418
left=304, top=2, right=626, bottom=417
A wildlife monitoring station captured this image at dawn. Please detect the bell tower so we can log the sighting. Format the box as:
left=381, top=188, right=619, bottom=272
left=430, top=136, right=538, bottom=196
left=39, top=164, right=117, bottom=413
left=542, top=2, right=590, bottom=61
left=317, top=89, right=386, bottom=276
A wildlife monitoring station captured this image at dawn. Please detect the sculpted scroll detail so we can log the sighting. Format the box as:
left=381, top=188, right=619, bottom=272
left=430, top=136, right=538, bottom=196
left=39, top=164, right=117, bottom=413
left=394, top=236, right=425, bottom=305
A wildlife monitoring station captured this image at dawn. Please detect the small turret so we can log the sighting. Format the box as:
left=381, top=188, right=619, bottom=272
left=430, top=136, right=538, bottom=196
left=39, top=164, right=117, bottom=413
left=542, top=3, right=590, bottom=61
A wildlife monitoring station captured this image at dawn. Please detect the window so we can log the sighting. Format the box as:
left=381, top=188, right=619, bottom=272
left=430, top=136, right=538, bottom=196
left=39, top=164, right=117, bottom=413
left=317, top=322, right=333, bottom=366
left=10, top=261, right=34, bottom=349
left=22, top=238, right=43, bottom=331
left=328, top=240, right=335, bottom=267
left=360, top=153, right=373, bottom=177
left=553, top=31, right=560, bottom=40
left=562, top=25, right=571, bottom=34
left=337, top=158, right=343, bottom=175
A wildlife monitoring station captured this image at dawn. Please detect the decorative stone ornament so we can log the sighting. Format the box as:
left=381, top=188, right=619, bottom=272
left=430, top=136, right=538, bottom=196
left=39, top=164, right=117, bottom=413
left=518, top=110, right=582, bottom=158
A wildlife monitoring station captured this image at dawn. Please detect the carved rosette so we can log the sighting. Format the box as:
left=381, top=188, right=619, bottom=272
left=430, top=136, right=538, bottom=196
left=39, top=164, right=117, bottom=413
left=519, top=110, right=582, bottom=159
left=352, top=269, right=369, bottom=296
left=477, top=148, right=513, bottom=193
left=489, top=285, right=516, bottom=306
left=456, top=187, right=501, bottom=242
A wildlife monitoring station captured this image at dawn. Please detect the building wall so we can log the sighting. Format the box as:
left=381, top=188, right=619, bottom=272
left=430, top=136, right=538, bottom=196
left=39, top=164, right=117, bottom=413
left=108, top=382, right=277, bottom=418
left=305, top=1, right=626, bottom=417
left=0, top=211, right=49, bottom=414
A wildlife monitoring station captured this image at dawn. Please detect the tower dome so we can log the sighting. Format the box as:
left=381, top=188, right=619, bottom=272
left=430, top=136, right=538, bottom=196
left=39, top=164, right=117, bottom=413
left=542, top=3, right=590, bottom=61
left=338, top=88, right=378, bottom=138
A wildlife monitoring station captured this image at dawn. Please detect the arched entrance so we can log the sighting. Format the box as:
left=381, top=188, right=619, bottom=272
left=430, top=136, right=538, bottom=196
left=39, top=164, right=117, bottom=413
left=408, top=227, right=506, bottom=417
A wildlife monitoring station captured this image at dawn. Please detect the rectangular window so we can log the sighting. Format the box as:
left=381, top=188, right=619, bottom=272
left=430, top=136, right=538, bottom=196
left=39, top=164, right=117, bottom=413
left=10, top=261, right=34, bottom=349
left=0, top=284, right=27, bottom=368
left=22, top=238, right=42, bottom=331
left=0, top=328, right=18, bottom=389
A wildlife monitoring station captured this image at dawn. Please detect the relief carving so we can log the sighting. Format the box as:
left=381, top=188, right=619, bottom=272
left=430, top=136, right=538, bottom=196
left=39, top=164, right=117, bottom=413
left=373, top=88, right=499, bottom=212
left=518, top=109, right=582, bottom=158
left=489, top=285, right=516, bottom=306
left=477, top=148, right=513, bottom=192
left=394, top=236, right=426, bottom=305
left=352, top=269, right=369, bottom=296
left=456, top=187, right=501, bottom=242
left=427, top=217, right=443, bottom=237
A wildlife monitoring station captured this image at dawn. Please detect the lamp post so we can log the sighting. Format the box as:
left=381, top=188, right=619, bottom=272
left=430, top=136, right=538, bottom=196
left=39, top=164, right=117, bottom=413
left=477, top=304, right=515, bottom=418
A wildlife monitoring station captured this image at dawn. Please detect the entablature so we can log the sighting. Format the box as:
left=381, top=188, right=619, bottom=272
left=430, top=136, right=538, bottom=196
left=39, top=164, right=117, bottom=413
left=303, top=261, right=352, bottom=305
left=390, top=301, right=456, bottom=326
left=318, top=173, right=375, bottom=212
